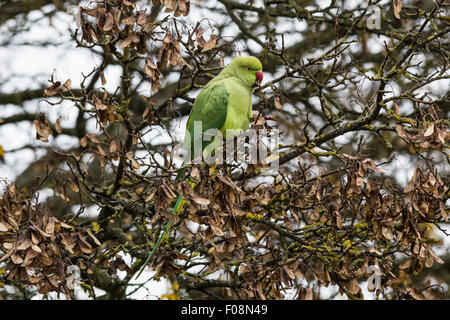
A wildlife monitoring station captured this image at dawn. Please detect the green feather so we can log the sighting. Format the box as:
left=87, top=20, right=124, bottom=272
left=184, top=84, right=229, bottom=156
left=135, top=56, right=262, bottom=280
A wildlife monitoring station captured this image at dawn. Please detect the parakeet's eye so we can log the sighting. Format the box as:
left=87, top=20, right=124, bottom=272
left=247, top=66, right=251, bottom=71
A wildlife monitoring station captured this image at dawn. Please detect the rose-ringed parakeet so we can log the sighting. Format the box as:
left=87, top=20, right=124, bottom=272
left=184, top=56, right=263, bottom=162
left=135, top=56, right=263, bottom=278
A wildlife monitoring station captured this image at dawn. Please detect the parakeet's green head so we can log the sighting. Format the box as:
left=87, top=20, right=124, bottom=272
left=226, top=56, right=263, bottom=88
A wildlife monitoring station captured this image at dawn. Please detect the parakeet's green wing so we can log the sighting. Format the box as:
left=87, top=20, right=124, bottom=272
left=185, top=84, right=229, bottom=153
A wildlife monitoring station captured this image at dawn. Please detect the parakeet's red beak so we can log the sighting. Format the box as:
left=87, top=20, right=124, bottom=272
left=256, top=70, right=263, bottom=84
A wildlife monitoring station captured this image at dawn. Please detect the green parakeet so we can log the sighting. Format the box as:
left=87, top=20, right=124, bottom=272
left=183, top=56, right=263, bottom=162
left=135, top=56, right=263, bottom=278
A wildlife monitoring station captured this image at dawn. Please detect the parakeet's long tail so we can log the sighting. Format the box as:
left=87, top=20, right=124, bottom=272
left=135, top=169, right=187, bottom=279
